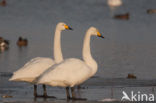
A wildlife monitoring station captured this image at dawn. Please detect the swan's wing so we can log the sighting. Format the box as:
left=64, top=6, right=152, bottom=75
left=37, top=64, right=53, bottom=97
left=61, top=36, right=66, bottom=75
left=9, top=57, right=55, bottom=82
left=37, top=58, right=92, bottom=87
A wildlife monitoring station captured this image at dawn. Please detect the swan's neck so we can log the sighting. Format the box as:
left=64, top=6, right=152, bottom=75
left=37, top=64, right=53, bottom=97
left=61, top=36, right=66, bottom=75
left=54, top=29, right=63, bottom=63
left=82, top=31, right=98, bottom=76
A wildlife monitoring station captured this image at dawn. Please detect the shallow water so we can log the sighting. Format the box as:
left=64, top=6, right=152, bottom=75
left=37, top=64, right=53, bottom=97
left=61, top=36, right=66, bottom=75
left=1, top=75, right=156, bottom=102
left=0, top=0, right=156, bottom=102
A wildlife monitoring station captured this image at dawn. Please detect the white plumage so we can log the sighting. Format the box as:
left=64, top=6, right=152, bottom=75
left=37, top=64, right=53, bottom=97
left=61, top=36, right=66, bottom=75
left=107, top=0, right=122, bottom=7
left=36, top=27, right=104, bottom=99
left=37, top=58, right=92, bottom=87
left=10, top=57, right=54, bottom=83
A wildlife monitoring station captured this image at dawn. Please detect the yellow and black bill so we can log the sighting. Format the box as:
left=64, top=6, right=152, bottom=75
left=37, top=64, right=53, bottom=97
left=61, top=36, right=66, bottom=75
left=64, top=25, right=73, bottom=30
left=97, top=31, right=104, bottom=38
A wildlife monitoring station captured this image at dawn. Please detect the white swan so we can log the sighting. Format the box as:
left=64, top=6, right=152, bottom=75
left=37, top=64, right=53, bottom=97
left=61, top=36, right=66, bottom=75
left=36, top=27, right=104, bottom=99
left=9, top=22, right=73, bottom=97
left=107, top=0, right=122, bottom=8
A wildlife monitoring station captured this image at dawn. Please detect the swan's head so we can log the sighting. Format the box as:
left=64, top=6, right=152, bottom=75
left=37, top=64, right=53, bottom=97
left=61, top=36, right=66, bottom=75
left=57, top=22, right=73, bottom=31
left=88, top=27, right=104, bottom=38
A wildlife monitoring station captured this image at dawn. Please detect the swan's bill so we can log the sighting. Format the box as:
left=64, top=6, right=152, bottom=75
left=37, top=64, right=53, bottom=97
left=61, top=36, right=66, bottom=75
left=97, top=31, right=104, bottom=38
left=64, top=25, right=73, bottom=30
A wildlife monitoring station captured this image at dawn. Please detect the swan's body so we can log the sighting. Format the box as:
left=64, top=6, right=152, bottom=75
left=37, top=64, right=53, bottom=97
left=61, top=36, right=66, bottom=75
left=37, top=58, right=92, bottom=87
left=9, top=22, right=72, bottom=97
left=37, top=27, right=104, bottom=99
left=10, top=57, right=54, bottom=83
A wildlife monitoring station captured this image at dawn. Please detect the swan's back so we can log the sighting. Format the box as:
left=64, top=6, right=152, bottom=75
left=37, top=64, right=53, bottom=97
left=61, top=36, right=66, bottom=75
left=37, top=58, right=92, bottom=87
left=10, top=57, right=55, bottom=83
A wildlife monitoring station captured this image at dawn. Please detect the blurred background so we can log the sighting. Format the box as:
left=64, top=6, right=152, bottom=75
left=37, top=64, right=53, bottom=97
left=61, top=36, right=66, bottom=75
left=0, top=0, right=156, bottom=80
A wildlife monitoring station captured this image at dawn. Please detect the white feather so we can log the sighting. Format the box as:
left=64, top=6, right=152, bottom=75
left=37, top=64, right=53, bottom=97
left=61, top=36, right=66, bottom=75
left=9, top=57, right=54, bottom=83
left=37, top=58, right=92, bottom=87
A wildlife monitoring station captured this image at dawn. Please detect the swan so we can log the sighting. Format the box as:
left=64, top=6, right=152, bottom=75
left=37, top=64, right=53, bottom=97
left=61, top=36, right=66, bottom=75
left=36, top=27, right=104, bottom=99
left=9, top=22, right=73, bottom=98
left=107, top=0, right=122, bottom=7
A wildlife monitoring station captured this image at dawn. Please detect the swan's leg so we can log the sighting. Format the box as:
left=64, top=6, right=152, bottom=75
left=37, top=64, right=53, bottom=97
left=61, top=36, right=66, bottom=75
left=66, top=87, right=70, bottom=99
left=43, top=84, right=47, bottom=97
left=71, top=87, right=87, bottom=100
left=77, top=85, right=81, bottom=89
left=34, top=84, right=37, bottom=97
left=71, top=87, right=76, bottom=99
left=42, top=84, right=56, bottom=98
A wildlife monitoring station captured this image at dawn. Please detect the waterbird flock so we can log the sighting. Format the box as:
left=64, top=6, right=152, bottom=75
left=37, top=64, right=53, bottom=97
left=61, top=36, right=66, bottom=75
left=0, top=36, right=28, bottom=52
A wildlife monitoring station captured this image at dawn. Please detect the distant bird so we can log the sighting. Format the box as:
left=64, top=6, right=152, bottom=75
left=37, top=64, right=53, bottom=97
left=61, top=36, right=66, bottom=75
left=147, top=9, right=156, bottom=14
left=127, top=73, right=137, bottom=79
left=0, top=0, right=6, bottom=7
left=0, top=37, right=9, bottom=48
left=114, top=13, right=129, bottom=20
left=16, top=37, right=28, bottom=47
left=107, top=0, right=122, bottom=8
left=36, top=27, right=104, bottom=100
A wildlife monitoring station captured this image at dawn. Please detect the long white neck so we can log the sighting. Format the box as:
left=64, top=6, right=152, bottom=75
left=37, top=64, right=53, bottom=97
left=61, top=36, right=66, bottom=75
left=53, top=28, right=63, bottom=63
left=82, top=30, right=98, bottom=76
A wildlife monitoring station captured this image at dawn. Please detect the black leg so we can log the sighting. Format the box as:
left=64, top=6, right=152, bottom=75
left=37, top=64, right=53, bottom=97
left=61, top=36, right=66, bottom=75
left=41, top=85, right=56, bottom=98
left=77, top=85, right=81, bottom=89
left=34, top=84, right=37, bottom=97
left=71, top=87, right=76, bottom=99
left=43, top=84, right=47, bottom=97
left=66, top=87, right=70, bottom=99
left=70, top=87, right=87, bottom=101
left=33, top=84, right=56, bottom=99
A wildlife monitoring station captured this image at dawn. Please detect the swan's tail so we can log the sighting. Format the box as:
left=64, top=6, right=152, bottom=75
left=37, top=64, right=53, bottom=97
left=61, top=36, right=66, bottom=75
left=9, top=74, right=34, bottom=83
left=9, top=73, right=15, bottom=81
left=9, top=77, right=14, bottom=81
